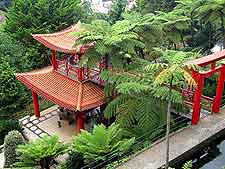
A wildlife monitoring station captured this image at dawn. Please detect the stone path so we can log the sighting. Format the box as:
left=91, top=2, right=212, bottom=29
left=20, top=106, right=58, bottom=141
left=118, top=110, right=225, bottom=169
left=20, top=105, right=76, bottom=143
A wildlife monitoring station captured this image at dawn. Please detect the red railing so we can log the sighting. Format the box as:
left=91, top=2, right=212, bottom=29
left=56, top=59, right=103, bottom=84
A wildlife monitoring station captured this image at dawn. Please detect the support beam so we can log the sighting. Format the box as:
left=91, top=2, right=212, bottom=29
left=192, top=74, right=204, bottom=125
left=32, top=91, right=40, bottom=118
left=77, top=112, right=85, bottom=133
left=212, top=65, right=225, bottom=113
left=52, top=50, right=57, bottom=70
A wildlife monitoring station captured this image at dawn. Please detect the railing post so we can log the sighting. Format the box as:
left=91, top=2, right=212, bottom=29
left=212, top=65, right=225, bottom=113
left=192, top=73, right=204, bottom=125
left=52, top=50, right=57, bottom=70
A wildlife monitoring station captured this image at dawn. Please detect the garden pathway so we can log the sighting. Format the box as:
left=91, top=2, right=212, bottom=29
left=118, top=109, right=225, bottom=169
left=20, top=105, right=76, bottom=143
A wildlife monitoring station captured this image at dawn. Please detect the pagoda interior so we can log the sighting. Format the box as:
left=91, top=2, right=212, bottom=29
left=16, top=25, right=107, bottom=133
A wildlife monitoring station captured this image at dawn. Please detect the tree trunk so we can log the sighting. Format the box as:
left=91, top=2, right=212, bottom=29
left=180, top=33, right=185, bottom=48
left=40, top=158, right=51, bottom=169
left=165, top=76, right=173, bottom=169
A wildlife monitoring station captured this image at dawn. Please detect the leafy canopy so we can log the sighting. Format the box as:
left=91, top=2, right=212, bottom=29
left=72, top=123, right=135, bottom=164
left=15, top=135, right=68, bottom=168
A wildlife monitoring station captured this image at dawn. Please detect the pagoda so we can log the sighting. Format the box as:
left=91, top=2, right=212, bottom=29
left=16, top=25, right=106, bottom=132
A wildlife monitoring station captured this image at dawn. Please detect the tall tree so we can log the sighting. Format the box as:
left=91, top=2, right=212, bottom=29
left=4, top=0, right=90, bottom=68
left=146, top=49, right=198, bottom=169
left=108, top=0, right=128, bottom=24
left=194, top=0, right=225, bottom=47
left=135, top=0, right=176, bottom=14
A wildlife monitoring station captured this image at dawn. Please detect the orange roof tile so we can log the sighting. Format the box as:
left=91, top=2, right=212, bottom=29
left=32, top=25, right=94, bottom=54
left=16, top=67, right=105, bottom=111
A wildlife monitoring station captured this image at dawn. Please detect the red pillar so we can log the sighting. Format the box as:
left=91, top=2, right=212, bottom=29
left=77, top=54, right=83, bottom=81
left=192, top=74, right=204, bottom=125
left=52, top=50, right=57, bottom=70
left=32, top=91, right=40, bottom=118
left=212, top=66, right=225, bottom=113
left=77, top=112, right=85, bottom=133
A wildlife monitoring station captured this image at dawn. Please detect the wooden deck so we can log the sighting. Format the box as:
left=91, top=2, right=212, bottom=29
left=118, top=109, right=225, bottom=169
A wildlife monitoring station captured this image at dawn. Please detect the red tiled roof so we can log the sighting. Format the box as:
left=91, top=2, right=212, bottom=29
left=32, top=25, right=94, bottom=54
left=16, top=67, right=105, bottom=111
left=185, top=50, right=225, bottom=66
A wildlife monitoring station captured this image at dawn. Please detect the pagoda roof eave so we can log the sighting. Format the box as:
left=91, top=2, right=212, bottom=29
left=32, top=24, right=94, bottom=54
left=16, top=67, right=105, bottom=112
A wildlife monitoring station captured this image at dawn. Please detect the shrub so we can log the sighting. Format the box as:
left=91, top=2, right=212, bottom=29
left=0, top=120, right=23, bottom=145
left=0, top=32, right=30, bottom=72
left=4, top=130, right=25, bottom=168
left=15, top=135, right=68, bottom=169
left=0, top=59, right=29, bottom=118
left=60, top=152, right=84, bottom=169
left=72, top=123, right=135, bottom=164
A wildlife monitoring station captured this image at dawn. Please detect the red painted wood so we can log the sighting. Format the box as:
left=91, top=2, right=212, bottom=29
left=192, top=74, right=204, bottom=125
left=77, top=112, right=85, bottom=133
left=32, top=91, right=40, bottom=118
left=212, top=65, right=225, bottom=113
left=52, top=50, right=57, bottom=70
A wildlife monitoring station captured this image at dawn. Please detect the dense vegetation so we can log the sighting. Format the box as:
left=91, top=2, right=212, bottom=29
left=1, top=0, right=225, bottom=168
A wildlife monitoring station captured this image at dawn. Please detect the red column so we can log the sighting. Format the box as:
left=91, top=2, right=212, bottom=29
left=52, top=50, right=57, bottom=70
left=77, top=112, right=85, bottom=133
left=32, top=91, right=40, bottom=118
left=192, top=74, right=204, bottom=125
left=212, top=65, right=225, bottom=113
left=77, top=54, right=83, bottom=81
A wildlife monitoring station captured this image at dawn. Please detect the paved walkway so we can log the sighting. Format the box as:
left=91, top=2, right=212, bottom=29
left=118, top=110, right=225, bottom=169
left=20, top=105, right=77, bottom=143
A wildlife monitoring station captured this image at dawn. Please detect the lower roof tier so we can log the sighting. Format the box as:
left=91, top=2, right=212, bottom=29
left=16, top=67, right=105, bottom=112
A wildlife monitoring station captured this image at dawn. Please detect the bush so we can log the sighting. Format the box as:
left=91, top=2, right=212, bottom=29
left=72, top=123, right=135, bottom=164
left=15, top=135, right=68, bottom=169
left=0, top=59, right=29, bottom=118
left=4, top=0, right=91, bottom=69
left=4, top=130, right=25, bottom=168
left=0, top=120, right=23, bottom=145
left=0, top=32, right=30, bottom=72
left=60, top=152, right=84, bottom=169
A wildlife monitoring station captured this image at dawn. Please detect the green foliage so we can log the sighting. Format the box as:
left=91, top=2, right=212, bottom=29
left=72, top=123, right=135, bottom=164
left=60, top=152, right=84, bottom=169
left=0, top=32, right=30, bottom=71
left=4, top=130, right=25, bottom=168
left=135, top=0, right=176, bottom=14
left=15, top=135, right=68, bottom=168
left=108, top=0, right=128, bottom=24
left=0, top=120, right=22, bottom=145
left=0, top=59, right=29, bottom=117
left=0, top=0, right=11, bottom=11
left=4, top=0, right=90, bottom=68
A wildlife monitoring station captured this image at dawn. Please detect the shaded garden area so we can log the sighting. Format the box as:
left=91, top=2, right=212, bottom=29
left=1, top=0, right=225, bottom=169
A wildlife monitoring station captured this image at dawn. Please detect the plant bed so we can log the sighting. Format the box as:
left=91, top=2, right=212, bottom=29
left=78, top=113, right=191, bottom=169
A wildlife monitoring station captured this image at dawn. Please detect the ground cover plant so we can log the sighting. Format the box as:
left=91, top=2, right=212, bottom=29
left=14, top=135, right=68, bottom=169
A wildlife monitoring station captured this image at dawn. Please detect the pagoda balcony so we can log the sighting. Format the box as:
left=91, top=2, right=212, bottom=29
left=56, top=59, right=104, bottom=85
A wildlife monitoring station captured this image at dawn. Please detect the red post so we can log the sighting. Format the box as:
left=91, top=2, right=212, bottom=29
left=76, top=112, right=85, bottom=133
left=212, top=65, right=225, bottom=113
left=32, top=91, right=40, bottom=118
left=52, top=50, right=57, bottom=70
left=192, top=74, right=204, bottom=125
left=77, top=54, right=83, bottom=81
